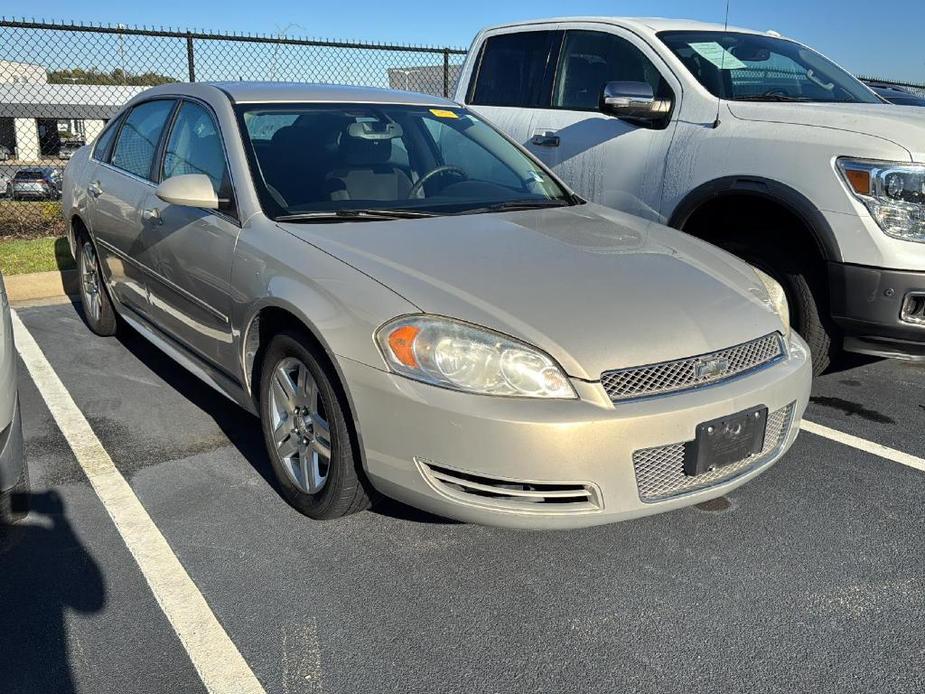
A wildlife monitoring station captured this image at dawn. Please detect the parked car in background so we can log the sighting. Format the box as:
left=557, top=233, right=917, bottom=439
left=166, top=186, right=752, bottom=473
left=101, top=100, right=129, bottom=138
left=61, top=82, right=810, bottom=528
left=9, top=168, right=61, bottom=200
left=58, top=140, right=85, bottom=160
left=0, top=272, right=26, bottom=524
left=0, top=174, right=10, bottom=198
left=862, top=81, right=925, bottom=107
left=458, top=17, right=925, bottom=374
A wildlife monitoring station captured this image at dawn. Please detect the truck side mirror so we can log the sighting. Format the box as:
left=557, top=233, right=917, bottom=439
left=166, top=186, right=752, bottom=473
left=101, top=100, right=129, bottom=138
left=600, top=81, right=672, bottom=124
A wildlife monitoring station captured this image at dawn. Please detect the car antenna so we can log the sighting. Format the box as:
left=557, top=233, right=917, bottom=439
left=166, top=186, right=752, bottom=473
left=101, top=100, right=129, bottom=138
left=713, top=0, right=731, bottom=129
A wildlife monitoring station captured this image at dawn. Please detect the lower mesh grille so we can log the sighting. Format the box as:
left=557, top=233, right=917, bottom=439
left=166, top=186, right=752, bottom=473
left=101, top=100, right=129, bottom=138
left=632, top=403, right=795, bottom=502
left=415, top=459, right=600, bottom=513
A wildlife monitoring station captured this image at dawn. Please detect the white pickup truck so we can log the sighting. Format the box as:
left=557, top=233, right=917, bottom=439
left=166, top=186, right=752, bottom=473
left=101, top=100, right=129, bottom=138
left=455, top=17, right=925, bottom=374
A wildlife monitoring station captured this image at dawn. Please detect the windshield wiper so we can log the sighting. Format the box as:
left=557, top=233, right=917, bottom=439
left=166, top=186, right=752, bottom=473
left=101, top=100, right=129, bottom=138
left=734, top=93, right=810, bottom=102
left=456, top=199, right=573, bottom=215
left=275, top=208, right=437, bottom=223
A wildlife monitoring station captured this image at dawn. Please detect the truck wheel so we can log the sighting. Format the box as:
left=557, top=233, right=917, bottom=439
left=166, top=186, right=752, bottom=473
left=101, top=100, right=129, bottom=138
left=728, top=243, right=837, bottom=376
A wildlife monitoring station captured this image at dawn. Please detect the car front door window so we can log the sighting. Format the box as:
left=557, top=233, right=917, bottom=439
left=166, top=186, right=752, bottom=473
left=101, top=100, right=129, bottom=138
left=162, top=100, right=236, bottom=217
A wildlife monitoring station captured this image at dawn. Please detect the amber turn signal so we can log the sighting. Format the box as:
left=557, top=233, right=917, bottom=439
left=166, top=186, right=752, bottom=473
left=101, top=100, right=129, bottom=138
left=387, top=325, right=420, bottom=367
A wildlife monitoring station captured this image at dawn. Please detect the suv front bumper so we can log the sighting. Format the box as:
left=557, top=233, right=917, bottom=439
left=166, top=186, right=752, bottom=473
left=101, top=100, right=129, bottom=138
left=828, top=262, right=925, bottom=360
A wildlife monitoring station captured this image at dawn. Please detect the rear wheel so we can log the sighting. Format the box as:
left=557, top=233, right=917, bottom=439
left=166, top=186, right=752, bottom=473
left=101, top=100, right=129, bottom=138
left=78, top=238, right=118, bottom=336
left=258, top=331, right=371, bottom=519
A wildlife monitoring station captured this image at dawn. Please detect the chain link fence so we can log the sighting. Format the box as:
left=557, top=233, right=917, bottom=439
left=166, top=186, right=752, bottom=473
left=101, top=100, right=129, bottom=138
left=1, top=18, right=922, bottom=241
left=0, top=18, right=467, bottom=238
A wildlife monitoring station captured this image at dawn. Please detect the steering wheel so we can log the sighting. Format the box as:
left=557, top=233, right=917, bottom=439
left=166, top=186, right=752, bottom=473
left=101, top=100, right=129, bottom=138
left=407, top=165, right=468, bottom=199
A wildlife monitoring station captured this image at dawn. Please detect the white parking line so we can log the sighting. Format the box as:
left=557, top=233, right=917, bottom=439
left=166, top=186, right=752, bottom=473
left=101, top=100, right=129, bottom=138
left=801, top=420, right=925, bottom=472
left=11, top=310, right=267, bottom=694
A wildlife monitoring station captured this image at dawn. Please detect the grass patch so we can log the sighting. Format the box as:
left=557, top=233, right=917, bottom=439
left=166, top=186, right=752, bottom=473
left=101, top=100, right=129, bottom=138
left=0, top=200, right=65, bottom=239
left=0, top=236, right=75, bottom=275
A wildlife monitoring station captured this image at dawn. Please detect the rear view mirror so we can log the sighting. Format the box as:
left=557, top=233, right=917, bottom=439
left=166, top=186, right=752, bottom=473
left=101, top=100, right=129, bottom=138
left=155, top=174, right=218, bottom=210
left=600, top=81, right=672, bottom=124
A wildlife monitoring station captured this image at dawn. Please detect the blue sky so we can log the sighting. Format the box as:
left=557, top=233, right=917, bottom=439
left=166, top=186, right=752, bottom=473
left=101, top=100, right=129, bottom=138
left=21, top=0, right=925, bottom=83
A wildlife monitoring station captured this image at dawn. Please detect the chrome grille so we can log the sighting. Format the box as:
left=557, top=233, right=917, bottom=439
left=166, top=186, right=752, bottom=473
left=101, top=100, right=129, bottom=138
left=632, top=403, right=794, bottom=502
left=601, top=333, right=784, bottom=402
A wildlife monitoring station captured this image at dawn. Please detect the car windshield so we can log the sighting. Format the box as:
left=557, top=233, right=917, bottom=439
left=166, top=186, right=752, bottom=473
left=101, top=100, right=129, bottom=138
left=658, top=31, right=881, bottom=104
left=236, top=102, right=572, bottom=219
left=14, top=171, right=44, bottom=180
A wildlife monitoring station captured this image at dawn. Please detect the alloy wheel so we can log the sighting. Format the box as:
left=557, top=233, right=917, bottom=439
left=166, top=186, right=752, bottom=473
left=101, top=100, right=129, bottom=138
left=268, top=357, right=333, bottom=494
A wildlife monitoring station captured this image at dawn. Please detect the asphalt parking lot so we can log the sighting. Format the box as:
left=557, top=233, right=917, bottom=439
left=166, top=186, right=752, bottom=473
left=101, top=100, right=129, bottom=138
left=2, top=299, right=923, bottom=694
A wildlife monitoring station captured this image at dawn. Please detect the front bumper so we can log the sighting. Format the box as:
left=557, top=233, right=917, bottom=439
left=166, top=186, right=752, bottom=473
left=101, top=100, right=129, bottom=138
left=828, top=262, right=925, bottom=360
left=0, top=395, right=27, bottom=522
left=341, top=334, right=811, bottom=529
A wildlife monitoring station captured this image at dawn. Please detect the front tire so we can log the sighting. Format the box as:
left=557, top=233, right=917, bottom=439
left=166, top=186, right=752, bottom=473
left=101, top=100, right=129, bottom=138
left=729, top=242, right=837, bottom=376
left=78, top=238, right=118, bottom=336
left=258, top=331, right=371, bottom=519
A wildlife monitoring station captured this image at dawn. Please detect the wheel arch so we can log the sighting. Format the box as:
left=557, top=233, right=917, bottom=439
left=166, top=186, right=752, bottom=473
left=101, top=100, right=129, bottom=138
left=667, top=176, right=842, bottom=263
left=241, top=300, right=371, bottom=474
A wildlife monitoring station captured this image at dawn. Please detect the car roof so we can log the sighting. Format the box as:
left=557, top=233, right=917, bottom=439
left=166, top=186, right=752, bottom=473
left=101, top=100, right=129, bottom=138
left=480, top=16, right=771, bottom=38
left=139, top=81, right=458, bottom=107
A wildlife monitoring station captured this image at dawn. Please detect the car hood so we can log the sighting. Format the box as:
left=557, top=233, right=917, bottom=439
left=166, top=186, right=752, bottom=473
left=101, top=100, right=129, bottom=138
left=727, top=101, right=923, bottom=160
left=279, top=203, right=785, bottom=380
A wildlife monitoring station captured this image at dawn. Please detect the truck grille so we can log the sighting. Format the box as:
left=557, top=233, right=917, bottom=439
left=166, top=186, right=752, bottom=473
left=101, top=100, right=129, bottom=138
left=601, top=333, right=784, bottom=402
left=632, top=403, right=794, bottom=502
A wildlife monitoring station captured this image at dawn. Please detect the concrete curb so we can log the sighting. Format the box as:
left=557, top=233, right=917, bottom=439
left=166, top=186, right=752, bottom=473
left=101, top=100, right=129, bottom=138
left=5, top=269, right=78, bottom=303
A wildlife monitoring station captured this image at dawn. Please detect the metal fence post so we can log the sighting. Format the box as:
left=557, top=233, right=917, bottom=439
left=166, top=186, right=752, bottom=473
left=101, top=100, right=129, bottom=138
left=186, top=33, right=196, bottom=82
left=443, top=49, right=450, bottom=97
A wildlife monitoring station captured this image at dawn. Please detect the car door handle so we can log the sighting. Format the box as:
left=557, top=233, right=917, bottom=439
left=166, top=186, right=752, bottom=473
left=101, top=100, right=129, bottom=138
left=531, top=131, right=560, bottom=147
left=87, top=181, right=102, bottom=197
left=141, top=208, right=162, bottom=224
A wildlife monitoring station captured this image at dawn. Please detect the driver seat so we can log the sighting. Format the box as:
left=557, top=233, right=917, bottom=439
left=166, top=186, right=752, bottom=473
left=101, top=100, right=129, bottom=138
left=325, top=134, right=412, bottom=201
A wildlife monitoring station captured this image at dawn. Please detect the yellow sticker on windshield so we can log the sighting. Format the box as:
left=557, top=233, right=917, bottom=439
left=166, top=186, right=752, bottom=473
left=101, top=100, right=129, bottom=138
left=429, top=108, right=459, bottom=119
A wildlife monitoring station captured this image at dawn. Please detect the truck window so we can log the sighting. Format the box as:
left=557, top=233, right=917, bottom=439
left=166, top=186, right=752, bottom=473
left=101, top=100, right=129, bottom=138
left=554, top=31, right=667, bottom=110
left=469, top=31, right=558, bottom=107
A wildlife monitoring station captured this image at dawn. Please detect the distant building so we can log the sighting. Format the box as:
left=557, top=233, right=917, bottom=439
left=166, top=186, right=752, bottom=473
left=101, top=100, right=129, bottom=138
left=0, top=60, right=143, bottom=162
left=0, top=60, right=48, bottom=85
left=387, top=64, right=462, bottom=97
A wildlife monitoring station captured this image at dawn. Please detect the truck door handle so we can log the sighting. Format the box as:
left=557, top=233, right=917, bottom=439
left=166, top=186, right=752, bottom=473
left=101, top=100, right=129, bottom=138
left=87, top=181, right=102, bottom=197
left=531, top=131, right=560, bottom=147
left=142, top=208, right=161, bottom=224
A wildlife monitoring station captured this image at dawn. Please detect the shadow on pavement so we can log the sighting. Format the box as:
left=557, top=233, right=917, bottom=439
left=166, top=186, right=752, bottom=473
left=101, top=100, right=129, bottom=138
left=99, top=313, right=450, bottom=525
left=0, top=490, right=106, bottom=694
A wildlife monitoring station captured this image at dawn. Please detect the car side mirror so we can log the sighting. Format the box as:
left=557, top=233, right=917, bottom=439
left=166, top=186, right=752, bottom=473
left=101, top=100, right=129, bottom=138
left=600, top=81, right=672, bottom=123
left=155, top=174, right=219, bottom=210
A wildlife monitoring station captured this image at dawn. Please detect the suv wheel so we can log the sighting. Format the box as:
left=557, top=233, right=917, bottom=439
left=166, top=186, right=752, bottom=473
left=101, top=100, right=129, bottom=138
left=78, top=238, right=118, bottom=336
left=258, top=331, right=372, bottom=519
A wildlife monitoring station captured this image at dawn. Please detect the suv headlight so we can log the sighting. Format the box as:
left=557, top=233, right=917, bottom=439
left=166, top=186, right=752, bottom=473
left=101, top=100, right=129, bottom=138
left=376, top=315, right=577, bottom=399
left=838, top=158, right=925, bottom=242
left=752, top=267, right=791, bottom=340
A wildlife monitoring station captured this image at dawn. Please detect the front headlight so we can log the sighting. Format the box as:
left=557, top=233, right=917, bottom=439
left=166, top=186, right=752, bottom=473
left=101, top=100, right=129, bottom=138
left=376, top=315, right=577, bottom=399
left=752, top=267, right=791, bottom=340
left=837, top=158, right=925, bottom=242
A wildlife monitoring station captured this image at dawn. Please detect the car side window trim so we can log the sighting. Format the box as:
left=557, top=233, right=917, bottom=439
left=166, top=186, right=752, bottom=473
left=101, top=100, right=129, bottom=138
left=155, top=96, right=241, bottom=225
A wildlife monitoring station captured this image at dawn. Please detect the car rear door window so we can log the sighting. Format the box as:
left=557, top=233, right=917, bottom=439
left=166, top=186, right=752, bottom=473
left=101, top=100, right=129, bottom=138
left=110, top=99, right=175, bottom=180
left=91, top=116, right=121, bottom=162
left=553, top=31, right=667, bottom=110
left=469, top=31, right=559, bottom=107
left=162, top=100, right=234, bottom=214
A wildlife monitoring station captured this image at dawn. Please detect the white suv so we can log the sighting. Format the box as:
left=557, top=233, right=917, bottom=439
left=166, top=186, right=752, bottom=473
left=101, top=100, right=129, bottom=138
left=456, top=17, right=925, bottom=374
